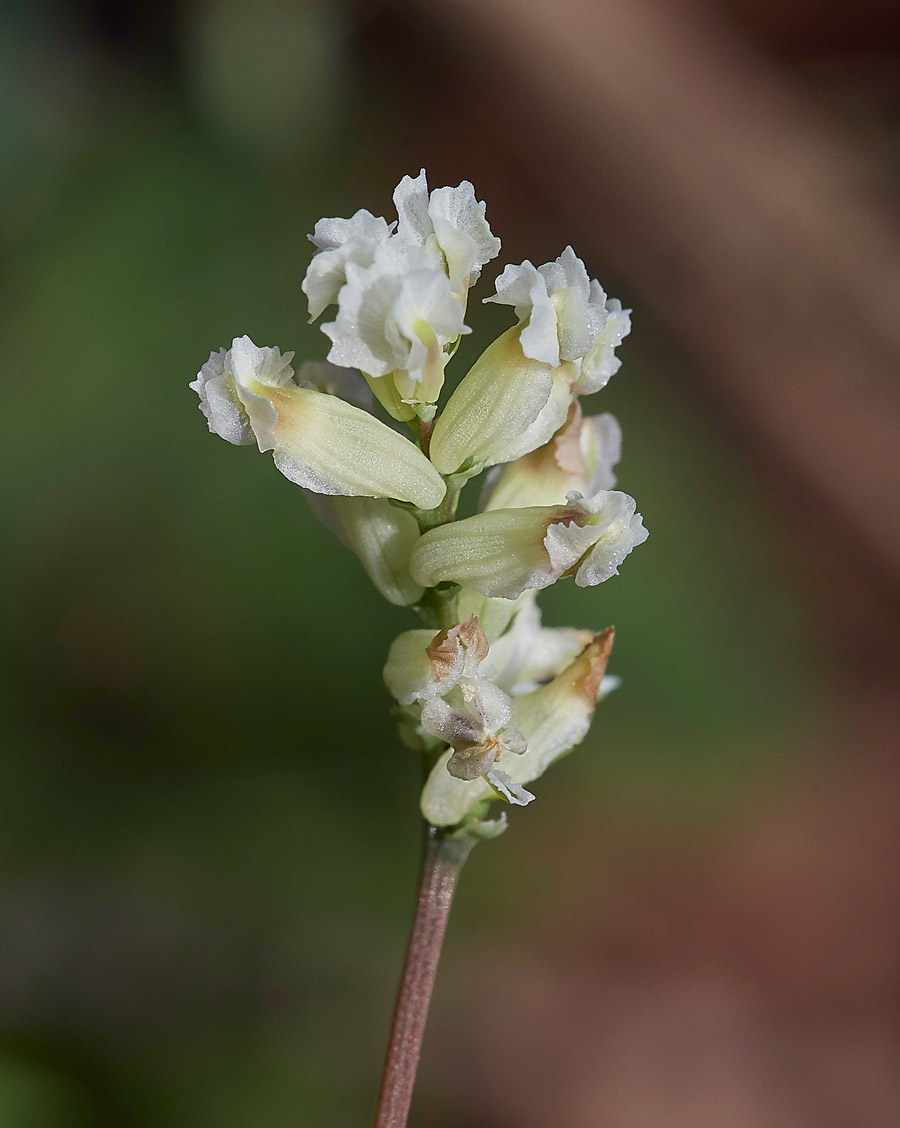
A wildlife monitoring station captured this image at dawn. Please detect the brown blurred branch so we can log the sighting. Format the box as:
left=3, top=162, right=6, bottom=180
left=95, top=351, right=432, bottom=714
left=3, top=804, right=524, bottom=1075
left=395, top=0, right=900, bottom=598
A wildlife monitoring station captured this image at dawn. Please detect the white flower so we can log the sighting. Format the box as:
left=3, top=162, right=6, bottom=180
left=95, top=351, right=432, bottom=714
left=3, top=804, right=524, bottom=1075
left=409, top=488, right=648, bottom=599
left=190, top=335, right=446, bottom=508
left=302, top=209, right=393, bottom=321
left=420, top=628, right=615, bottom=825
left=486, top=246, right=609, bottom=368
left=190, top=337, right=295, bottom=449
left=393, top=170, right=501, bottom=297
left=322, top=241, right=469, bottom=413
left=548, top=490, right=648, bottom=587
left=572, top=299, right=632, bottom=395
left=480, top=404, right=622, bottom=511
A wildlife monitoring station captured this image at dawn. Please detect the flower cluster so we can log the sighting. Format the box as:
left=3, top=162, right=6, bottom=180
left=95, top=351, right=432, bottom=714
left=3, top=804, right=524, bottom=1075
left=191, top=170, right=647, bottom=835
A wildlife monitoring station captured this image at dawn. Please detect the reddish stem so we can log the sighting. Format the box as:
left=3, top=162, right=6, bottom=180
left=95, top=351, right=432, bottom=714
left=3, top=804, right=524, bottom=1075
left=373, top=827, right=472, bottom=1128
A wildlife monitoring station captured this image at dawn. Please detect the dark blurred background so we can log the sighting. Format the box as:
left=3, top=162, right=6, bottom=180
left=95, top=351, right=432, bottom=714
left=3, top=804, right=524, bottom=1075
left=2, top=0, right=900, bottom=1124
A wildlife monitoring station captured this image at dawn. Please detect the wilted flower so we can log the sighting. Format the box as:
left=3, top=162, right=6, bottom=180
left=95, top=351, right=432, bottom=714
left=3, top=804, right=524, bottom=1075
left=420, top=628, right=616, bottom=826
left=384, top=616, right=492, bottom=706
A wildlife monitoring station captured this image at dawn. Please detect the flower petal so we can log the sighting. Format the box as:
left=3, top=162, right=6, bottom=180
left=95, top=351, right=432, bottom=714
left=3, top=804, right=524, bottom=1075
left=303, top=209, right=394, bottom=321
left=269, top=386, right=446, bottom=507
left=330, top=496, right=424, bottom=606
left=190, top=348, right=254, bottom=445
left=572, top=299, right=632, bottom=394
left=427, top=181, right=500, bottom=290
left=429, top=327, right=556, bottom=475
left=410, top=506, right=555, bottom=599
left=393, top=170, right=432, bottom=245
left=570, top=491, right=649, bottom=585
left=486, top=769, right=535, bottom=806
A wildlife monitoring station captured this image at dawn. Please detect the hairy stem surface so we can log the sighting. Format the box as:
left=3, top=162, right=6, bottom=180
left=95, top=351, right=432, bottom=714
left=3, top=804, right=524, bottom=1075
left=373, top=826, right=473, bottom=1128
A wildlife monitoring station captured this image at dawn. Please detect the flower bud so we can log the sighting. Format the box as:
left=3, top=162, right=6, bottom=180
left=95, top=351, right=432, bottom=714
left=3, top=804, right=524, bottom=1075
left=383, top=616, right=490, bottom=706
left=420, top=628, right=615, bottom=826
left=190, top=336, right=446, bottom=508
left=307, top=495, right=424, bottom=606
left=409, top=490, right=647, bottom=599
left=428, top=327, right=574, bottom=475
left=480, top=403, right=622, bottom=511
left=455, top=588, right=530, bottom=643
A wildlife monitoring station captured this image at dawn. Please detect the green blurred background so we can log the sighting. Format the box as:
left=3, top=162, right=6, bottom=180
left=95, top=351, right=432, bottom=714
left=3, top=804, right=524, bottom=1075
left=2, top=1, right=898, bottom=1125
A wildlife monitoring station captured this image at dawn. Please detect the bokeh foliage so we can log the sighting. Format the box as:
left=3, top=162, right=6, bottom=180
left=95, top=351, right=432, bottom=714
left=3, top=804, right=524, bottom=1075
left=0, top=3, right=831, bottom=1123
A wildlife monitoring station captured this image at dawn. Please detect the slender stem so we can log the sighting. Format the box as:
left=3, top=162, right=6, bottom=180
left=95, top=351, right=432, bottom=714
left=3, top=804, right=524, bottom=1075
left=373, top=826, right=473, bottom=1128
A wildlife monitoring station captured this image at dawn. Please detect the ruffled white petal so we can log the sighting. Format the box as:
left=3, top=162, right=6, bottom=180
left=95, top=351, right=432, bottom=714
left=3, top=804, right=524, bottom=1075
left=486, top=770, right=535, bottom=806
left=427, top=181, right=501, bottom=290
left=309, top=209, right=392, bottom=251
left=303, top=209, right=394, bottom=321
left=322, top=242, right=467, bottom=407
left=573, top=299, right=632, bottom=394
left=585, top=412, right=622, bottom=491
left=567, top=490, right=649, bottom=586
left=542, top=512, right=605, bottom=576
left=393, top=171, right=432, bottom=245
left=488, top=261, right=560, bottom=367
left=394, top=170, right=500, bottom=295
left=487, top=246, right=611, bottom=367
left=190, top=348, right=254, bottom=446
